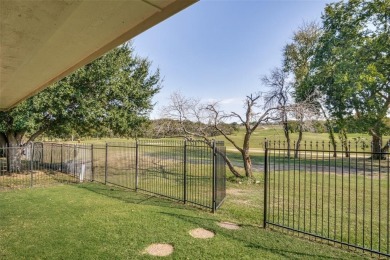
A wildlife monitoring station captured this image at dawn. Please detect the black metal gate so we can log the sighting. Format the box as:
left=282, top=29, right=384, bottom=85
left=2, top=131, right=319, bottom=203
left=92, top=140, right=226, bottom=212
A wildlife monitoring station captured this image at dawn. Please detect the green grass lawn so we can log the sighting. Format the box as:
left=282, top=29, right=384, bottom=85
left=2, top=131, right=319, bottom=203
left=0, top=183, right=368, bottom=259
left=4, top=130, right=386, bottom=258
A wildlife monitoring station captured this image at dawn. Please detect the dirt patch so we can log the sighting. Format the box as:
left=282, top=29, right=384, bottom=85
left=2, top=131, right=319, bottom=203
left=0, top=171, right=43, bottom=178
left=217, top=222, right=240, bottom=230
left=143, top=243, right=173, bottom=257
left=226, top=188, right=245, bottom=196
left=226, top=147, right=264, bottom=153
left=230, top=199, right=251, bottom=205
left=189, top=228, right=215, bottom=239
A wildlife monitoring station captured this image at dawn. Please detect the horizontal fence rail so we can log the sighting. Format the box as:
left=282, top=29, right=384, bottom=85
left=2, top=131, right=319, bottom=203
left=0, top=140, right=226, bottom=212
left=264, top=140, right=390, bottom=258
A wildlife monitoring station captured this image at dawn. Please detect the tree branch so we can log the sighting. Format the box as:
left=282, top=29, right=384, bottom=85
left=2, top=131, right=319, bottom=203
left=25, top=128, right=47, bottom=144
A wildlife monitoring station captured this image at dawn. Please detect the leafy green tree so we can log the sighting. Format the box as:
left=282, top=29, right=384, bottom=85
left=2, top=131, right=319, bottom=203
left=281, top=22, right=337, bottom=156
left=311, top=0, right=390, bottom=158
left=283, top=21, right=321, bottom=100
left=0, top=43, right=160, bottom=171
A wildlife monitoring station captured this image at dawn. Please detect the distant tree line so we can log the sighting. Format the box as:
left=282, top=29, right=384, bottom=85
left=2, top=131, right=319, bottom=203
left=142, top=118, right=237, bottom=139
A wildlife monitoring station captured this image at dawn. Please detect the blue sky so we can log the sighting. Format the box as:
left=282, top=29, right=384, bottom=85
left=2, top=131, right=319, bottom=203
left=133, top=0, right=332, bottom=118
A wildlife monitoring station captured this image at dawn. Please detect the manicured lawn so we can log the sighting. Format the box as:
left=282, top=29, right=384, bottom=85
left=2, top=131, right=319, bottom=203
left=5, top=130, right=386, bottom=258
left=0, top=183, right=367, bottom=259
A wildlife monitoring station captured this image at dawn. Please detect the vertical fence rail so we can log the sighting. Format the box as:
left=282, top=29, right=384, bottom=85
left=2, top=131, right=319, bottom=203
left=264, top=140, right=390, bottom=258
left=60, top=144, right=63, bottom=172
left=135, top=140, right=139, bottom=191
left=104, top=143, right=108, bottom=185
left=264, top=139, right=269, bottom=228
left=91, top=144, right=94, bottom=181
left=212, top=140, right=216, bottom=213
left=183, top=140, right=187, bottom=204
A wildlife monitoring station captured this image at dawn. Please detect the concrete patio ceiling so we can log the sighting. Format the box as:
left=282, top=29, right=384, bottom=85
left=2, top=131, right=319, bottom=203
left=0, top=0, right=197, bottom=110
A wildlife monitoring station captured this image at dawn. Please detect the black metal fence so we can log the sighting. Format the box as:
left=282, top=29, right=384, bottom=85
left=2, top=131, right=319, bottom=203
left=91, top=140, right=226, bottom=211
left=264, top=140, right=390, bottom=258
left=0, top=142, right=92, bottom=189
left=0, top=140, right=226, bottom=212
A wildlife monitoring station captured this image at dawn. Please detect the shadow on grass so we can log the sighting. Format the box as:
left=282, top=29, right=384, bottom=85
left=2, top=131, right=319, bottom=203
left=77, top=182, right=363, bottom=259
left=159, top=211, right=363, bottom=260
left=77, top=182, right=198, bottom=211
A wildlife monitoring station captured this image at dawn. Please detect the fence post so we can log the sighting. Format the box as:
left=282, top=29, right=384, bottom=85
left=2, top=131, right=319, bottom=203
left=30, top=143, right=33, bottom=187
left=263, top=138, right=268, bottom=228
left=212, top=140, right=217, bottom=213
left=105, top=143, right=108, bottom=185
left=41, top=143, right=44, bottom=166
left=183, top=139, right=187, bottom=204
left=30, top=143, right=34, bottom=171
left=91, top=144, right=94, bottom=182
left=60, top=144, right=63, bottom=172
left=135, top=140, right=139, bottom=191
left=50, top=143, right=53, bottom=170
left=73, top=144, right=77, bottom=179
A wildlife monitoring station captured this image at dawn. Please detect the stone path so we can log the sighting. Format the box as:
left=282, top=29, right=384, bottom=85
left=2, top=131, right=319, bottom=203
left=189, top=228, right=215, bottom=239
left=143, top=221, right=240, bottom=256
left=144, top=243, right=174, bottom=257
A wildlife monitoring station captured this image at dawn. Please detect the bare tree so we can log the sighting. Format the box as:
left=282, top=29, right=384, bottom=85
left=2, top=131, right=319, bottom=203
left=161, top=92, right=241, bottom=177
left=262, top=67, right=322, bottom=158
left=263, top=67, right=292, bottom=157
left=162, top=92, right=279, bottom=178
left=207, top=94, right=279, bottom=178
left=287, top=100, right=318, bottom=158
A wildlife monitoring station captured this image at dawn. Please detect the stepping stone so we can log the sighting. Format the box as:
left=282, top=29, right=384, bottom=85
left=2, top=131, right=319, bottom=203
left=144, top=243, right=174, bottom=257
left=217, top=221, right=240, bottom=230
left=189, top=228, right=215, bottom=239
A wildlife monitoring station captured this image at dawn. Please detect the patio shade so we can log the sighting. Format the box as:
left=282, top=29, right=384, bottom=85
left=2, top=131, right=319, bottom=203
left=0, top=0, right=197, bottom=110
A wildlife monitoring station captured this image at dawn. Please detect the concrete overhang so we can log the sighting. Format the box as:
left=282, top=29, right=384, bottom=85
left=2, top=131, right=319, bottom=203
left=0, top=0, right=197, bottom=110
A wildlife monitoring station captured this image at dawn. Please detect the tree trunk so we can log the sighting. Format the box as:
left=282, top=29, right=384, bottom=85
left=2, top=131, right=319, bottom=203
left=325, top=120, right=337, bottom=157
left=0, top=133, right=7, bottom=158
left=222, top=152, right=242, bottom=178
left=283, top=120, right=291, bottom=158
left=321, top=106, right=337, bottom=157
left=6, top=145, right=22, bottom=173
left=242, top=133, right=253, bottom=178
left=0, top=133, right=6, bottom=148
left=294, top=125, right=303, bottom=158
left=381, top=140, right=389, bottom=159
left=339, top=129, right=349, bottom=158
left=3, top=131, right=25, bottom=173
left=371, top=135, right=384, bottom=160
left=242, top=149, right=252, bottom=178
left=6, top=134, right=23, bottom=173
